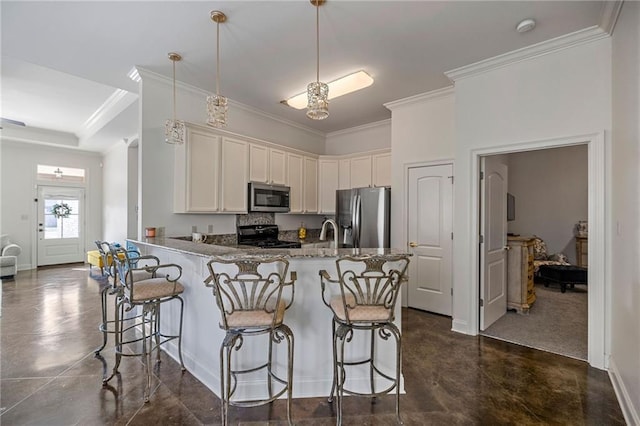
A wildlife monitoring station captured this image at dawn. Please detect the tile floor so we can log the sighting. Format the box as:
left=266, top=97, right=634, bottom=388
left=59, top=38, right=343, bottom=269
left=1, top=264, right=625, bottom=425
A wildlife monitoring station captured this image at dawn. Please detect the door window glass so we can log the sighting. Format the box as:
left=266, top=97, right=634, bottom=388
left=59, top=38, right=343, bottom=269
left=44, top=198, right=80, bottom=239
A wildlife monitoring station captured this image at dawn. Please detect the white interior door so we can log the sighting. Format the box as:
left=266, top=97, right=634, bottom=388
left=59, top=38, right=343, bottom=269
left=407, top=164, right=453, bottom=316
left=37, top=186, right=85, bottom=266
left=480, top=157, right=508, bottom=330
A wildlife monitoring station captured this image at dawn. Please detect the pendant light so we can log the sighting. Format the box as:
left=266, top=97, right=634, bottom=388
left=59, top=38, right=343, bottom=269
left=306, top=0, right=329, bottom=120
left=206, top=10, right=228, bottom=128
left=165, top=52, right=185, bottom=145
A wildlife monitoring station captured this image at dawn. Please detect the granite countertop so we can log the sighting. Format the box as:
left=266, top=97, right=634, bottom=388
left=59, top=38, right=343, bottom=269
left=131, top=237, right=410, bottom=260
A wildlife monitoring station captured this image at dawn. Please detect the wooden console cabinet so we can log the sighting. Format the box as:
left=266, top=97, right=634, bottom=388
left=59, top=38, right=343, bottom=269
left=576, top=236, right=588, bottom=267
left=507, top=236, right=536, bottom=313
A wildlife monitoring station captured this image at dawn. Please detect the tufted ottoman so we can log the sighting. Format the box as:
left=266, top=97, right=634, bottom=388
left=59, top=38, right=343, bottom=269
left=538, top=264, right=588, bottom=293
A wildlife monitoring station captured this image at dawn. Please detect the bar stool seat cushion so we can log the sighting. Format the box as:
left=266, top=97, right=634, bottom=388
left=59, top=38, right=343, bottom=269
left=130, top=278, right=184, bottom=302
left=224, top=299, right=287, bottom=329
left=330, top=295, right=391, bottom=322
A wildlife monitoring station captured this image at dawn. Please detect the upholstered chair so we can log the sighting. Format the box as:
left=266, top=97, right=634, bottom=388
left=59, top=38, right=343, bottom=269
left=0, top=235, right=22, bottom=279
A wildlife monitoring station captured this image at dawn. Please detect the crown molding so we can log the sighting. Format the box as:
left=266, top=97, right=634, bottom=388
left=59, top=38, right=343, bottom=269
left=136, top=67, right=326, bottom=138
left=445, top=26, right=609, bottom=82
left=1, top=124, right=79, bottom=148
left=384, top=86, right=454, bottom=110
left=326, top=119, right=391, bottom=138
left=78, top=89, right=138, bottom=143
left=599, top=1, right=624, bottom=35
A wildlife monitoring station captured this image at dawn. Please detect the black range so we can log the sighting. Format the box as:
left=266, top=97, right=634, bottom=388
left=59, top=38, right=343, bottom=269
left=237, top=224, right=301, bottom=249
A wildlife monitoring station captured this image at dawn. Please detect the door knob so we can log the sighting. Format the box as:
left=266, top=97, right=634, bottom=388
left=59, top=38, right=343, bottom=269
left=409, top=242, right=418, bottom=248
left=503, top=245, right=511, bottom=251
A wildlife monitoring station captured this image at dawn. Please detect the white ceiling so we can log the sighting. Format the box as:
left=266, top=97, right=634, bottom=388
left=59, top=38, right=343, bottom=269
left=1, top=1, right=607, bottom=153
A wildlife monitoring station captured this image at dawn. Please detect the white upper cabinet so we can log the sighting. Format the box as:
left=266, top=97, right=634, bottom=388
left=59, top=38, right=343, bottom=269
left=350, top=155, right=373, bottom=188
left=303, top=156, right=318, bottom=213
left=372, top=152, right=391, bottom=187
left=174, top=125, right=220, bottom=213
left=220, top=137, right=249, bottom=213
left=249, top=144, right=287, bottom=186
left=287, top=152, right=304, bottom=213
left=249, top=144, right=269, bottom=183
left=318, top=159, right=339, bottom=214
left=269, top=148, right=287, bottom=185
left=338, top=158, right=351, bottom=190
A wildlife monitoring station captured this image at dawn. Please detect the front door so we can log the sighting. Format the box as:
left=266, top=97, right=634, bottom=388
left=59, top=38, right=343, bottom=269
left=479, top=157, right=508, bottom=330
left=37, top=186, right=85, bottom=266
left=407, top=164, right=453, bottom=316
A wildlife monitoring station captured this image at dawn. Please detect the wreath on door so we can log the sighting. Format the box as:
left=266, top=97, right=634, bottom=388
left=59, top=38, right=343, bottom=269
left=51, top=203, right=72, bottom=218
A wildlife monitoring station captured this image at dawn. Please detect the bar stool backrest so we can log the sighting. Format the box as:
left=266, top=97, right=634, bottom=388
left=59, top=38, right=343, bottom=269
left=205, top=257, right=291, bottom=330
left=95, top=240, right=116, bottom=279
left=334, top=255, right=409, bottom=324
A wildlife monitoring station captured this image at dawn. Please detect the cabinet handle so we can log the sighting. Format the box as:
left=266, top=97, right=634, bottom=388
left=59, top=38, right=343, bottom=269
left=409, top=242, right=418, bottom=248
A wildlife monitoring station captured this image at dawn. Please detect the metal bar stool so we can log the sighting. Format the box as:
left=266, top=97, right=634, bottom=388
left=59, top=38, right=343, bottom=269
left=205, top=257, right=297, bottom=426
left=319, top=255, right=409, bottom=426
left=103, top=244, right=186, bottom=402
left=93, top=240, right=158, bottom=355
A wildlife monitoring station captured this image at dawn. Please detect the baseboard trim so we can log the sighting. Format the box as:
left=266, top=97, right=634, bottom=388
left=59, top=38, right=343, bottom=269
left=452, top=319, right=471, bottom=335
left=608, top=356, right=640, bottom=425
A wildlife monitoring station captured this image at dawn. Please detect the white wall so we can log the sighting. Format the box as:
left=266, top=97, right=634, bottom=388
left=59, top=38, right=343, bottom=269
left=0, top=140, right=103, bottom=269
left=452, top=38, right=612, bottom=339
left=138, top=70, right=326, bottom=238
left=127, top=144, right=138, bottom=239
left=506, top=145, right=588, bottom=264
left=611, top=1, right=640, bottom=423
left=102, top=142, right=129, bottom=243
left=386, top=89, right=456, bottom=250
left=324, top=120, right=391, bottom=155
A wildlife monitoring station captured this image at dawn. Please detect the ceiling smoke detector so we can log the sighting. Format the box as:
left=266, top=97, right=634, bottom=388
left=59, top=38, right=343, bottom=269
left=516, top=18, right=536, bottom=33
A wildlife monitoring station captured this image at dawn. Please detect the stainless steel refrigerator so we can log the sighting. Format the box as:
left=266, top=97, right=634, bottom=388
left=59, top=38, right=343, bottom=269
left=335, top=187, right=391, bottom=248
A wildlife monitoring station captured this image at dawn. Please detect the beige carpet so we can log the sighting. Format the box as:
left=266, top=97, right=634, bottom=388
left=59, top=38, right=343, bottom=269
left=482, top=281, right=588, bottom=360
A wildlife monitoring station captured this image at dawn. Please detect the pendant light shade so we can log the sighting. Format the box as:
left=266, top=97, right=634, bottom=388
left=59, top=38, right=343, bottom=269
left=306, top=0, right=329, bottom=120
left=207, top=10, right=228, bottom=128
left=165, top=52, right=185, bottom=144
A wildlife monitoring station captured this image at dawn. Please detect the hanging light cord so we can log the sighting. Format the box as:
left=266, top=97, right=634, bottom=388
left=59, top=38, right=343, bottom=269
left=172, top=59, right=177, bottom=121
left=216, top=20, right=221, bottom=95
left=315, top=1, right=320, bottom=84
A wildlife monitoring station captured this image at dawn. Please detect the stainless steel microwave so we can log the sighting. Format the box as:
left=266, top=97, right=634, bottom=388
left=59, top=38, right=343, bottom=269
left=248, top=182, right=290, bottom=213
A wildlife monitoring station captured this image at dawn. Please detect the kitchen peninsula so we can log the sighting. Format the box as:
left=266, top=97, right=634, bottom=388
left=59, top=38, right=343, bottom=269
left=131, top=236, right=410, bottom=400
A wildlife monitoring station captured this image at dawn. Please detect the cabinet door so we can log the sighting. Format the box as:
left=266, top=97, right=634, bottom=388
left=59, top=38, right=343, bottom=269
left=249, top=144, right=269, bottom=183
left=318, top=159, right=339, bottom=214
left=303, top=156, right=318, bottom=213
left=339, top=158, right=351, bottom=189
left=220, top=137, right=249, bottom=213
left=350, top=155, right=372, bottom=188
left=174, top=127, right=220, bottom=213
left=269, top=148, right=287, bottom=185
left=287, top=153, right=303, bottom=213
left=372, top=152, right=391, bottom=187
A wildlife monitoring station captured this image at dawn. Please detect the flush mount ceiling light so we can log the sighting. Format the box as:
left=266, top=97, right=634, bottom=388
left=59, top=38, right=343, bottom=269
left=283, top=70, right=374, bottom=110
left=306, top=0, right=329, bottom=120
left=206, top=10, right=228, bottom=128
left=516, top=18, right=536, bottom=33
left=165, top=52, right=185, bottom=145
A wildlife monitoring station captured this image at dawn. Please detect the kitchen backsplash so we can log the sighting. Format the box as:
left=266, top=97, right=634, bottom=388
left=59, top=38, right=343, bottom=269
left=236, top=212, right=275, bottom=226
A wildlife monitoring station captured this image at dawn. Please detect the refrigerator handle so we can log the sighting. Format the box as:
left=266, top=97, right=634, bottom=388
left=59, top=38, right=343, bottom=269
left=353, top=194, right=361, bottom=248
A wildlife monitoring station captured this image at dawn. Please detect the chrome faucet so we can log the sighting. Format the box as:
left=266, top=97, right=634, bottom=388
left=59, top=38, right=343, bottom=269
left=320, top=219, right=339, bottom=248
